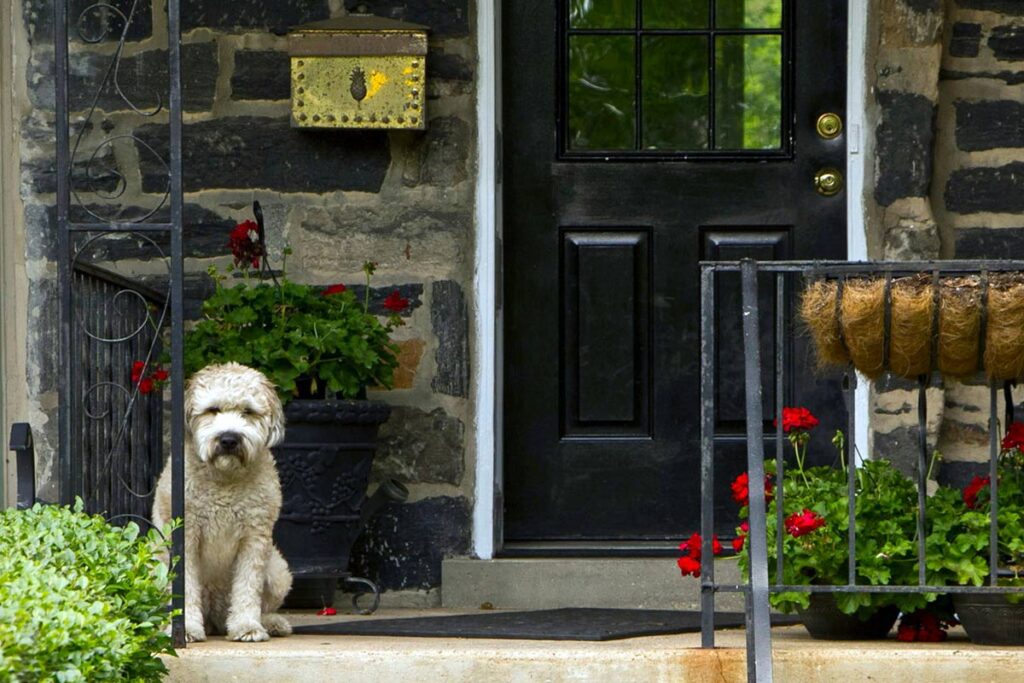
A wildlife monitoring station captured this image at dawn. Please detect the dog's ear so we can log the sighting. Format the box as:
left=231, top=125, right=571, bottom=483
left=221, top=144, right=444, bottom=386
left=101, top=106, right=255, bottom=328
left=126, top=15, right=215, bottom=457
left=264, top=378, right=286, bottom=448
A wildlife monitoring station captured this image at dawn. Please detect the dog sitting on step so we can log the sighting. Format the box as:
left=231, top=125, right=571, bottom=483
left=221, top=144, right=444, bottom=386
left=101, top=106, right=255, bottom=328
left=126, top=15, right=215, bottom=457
left=152, top=362, right=293, bottom=642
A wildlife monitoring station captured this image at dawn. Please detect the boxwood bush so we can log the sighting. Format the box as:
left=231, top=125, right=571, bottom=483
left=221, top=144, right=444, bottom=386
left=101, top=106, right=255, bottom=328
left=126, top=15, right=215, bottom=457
left=0, top=501, right=177, bottom=681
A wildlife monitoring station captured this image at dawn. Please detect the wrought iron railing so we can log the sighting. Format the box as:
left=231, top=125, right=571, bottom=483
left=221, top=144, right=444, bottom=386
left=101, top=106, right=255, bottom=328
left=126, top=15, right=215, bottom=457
left=699, top=259, right=1024, bottom=682
left=54, top=0, right=185, bottom=645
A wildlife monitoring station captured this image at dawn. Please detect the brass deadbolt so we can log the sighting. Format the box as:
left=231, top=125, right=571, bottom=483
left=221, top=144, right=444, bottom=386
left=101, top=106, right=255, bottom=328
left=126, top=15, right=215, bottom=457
left=816, top=112, right=843, bottom=139
left=814, top=168, right=844, bottom=196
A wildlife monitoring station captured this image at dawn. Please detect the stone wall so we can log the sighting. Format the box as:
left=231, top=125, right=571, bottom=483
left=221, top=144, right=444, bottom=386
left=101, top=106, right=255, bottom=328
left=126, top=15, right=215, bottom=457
left=18, top=0, right=476, bottom=597
left=865, top=0, right=1024, bottom=485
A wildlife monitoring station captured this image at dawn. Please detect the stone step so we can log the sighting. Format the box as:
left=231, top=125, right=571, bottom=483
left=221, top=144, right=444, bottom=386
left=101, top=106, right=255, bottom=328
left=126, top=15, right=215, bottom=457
left=440, top=557, right=745, bottom=611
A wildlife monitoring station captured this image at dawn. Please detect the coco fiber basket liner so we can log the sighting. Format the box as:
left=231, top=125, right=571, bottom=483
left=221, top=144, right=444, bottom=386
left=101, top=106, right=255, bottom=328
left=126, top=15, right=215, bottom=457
left=800, top=273, right=1024, bottom=381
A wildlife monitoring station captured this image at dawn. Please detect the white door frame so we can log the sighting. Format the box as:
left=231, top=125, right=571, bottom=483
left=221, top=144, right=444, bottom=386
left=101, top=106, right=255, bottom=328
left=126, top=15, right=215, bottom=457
left=472, top=0, right=871, bottom=558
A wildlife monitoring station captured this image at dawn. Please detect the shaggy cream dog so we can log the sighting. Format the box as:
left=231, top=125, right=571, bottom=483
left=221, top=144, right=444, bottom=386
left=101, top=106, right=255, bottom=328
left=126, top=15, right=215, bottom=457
left=152, top=362, right=293, bottom=642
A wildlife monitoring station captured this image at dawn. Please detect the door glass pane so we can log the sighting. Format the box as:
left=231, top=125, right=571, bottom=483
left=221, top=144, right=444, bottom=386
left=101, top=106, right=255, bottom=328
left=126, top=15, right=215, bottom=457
left=643, top=0, right=708, bottom=29
left=568, top=36, right=636, bottom=150
left=716, top=0, right=782, bottom=29
left=642, top=36, right=708, bottom=150
left=714, top=35, right=782, bottom=150
left=570, top=0, right=636, bottom=29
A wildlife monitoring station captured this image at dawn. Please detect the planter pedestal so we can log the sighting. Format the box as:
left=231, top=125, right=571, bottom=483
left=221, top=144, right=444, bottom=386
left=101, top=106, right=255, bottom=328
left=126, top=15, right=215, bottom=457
left=271, top=399, right=392, bottom=609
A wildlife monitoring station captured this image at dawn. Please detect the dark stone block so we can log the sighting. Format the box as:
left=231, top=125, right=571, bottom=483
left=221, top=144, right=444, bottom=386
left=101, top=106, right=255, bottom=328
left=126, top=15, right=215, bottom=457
left=374, top=406, right=465, bottom=485
left=990, top=25, right=1024, bottom=61
left=28, top=278, right=59, bottom=396
left=24, top=0, right=153, bottom=46
left=136, top=272, right=216, bottom=320
left=28, top=142, right=121, bottom=195
left=429, top=50, right=474, bottom=82
left=182, top=0, right=329, bottom=33
left=937, top=461, right=987, bottom=491
left=30, top=43, right=218, bottom=113
left=955, top=0, right=1024, bottom=14
left=403, top=116, right=471, bottom=187
left=346, top=0, right=469, bottom=37
left=349, top=495, right=471, bottom=591
left=955, top=227, right=1024, bottom=259
left=25, top=203, right=57, bottom=262
left=136, top=117, right=391, bottom=194
left=232, top=50, right=291, bottom=101
left=903, top=0, right=941, bottom=13
left=950, top=22, right=982, bottom=58
left=345, top=283, right=423, bottom=317
left=941, top=69, right=1024, bottom=86
left=956, top=100, right=1024, bottom=151
left=61, top=203, right=237, bottom=261
left=946, top=163, right=1024, bottom=214
left=431, top=280, right=468, bottom=397
left=873, top=426, right=924, bottom=480
left=874, top=91, right=935, bottom=206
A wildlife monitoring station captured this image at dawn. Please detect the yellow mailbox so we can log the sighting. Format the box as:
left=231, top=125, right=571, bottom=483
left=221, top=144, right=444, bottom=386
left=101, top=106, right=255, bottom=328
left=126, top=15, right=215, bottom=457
left=288, top=14, right=428, bottom=130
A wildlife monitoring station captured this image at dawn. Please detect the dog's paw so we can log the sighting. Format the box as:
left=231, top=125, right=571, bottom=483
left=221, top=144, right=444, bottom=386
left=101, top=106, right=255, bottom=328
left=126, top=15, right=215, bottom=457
left=262, top=613, right=292, bottom=637
left=185, top=622, right=207, bottom=643
left=228, top=619, right=270, bottom=642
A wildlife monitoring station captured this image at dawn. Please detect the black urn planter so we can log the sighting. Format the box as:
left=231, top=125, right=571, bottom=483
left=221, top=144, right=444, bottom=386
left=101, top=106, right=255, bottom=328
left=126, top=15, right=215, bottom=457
left=271, top=398, right=397, bottom=609
left=796, top=593, right=900, bottom=640
left=954, top=592, right=1024, bottom=645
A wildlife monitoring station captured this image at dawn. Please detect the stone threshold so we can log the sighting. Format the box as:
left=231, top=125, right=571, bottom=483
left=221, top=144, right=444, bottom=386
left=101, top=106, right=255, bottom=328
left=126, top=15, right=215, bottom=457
left=163, top=609, right=1024, bottom=683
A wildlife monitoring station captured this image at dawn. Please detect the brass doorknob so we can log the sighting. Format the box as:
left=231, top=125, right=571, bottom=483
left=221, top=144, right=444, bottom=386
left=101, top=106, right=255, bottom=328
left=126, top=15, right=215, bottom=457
left=814, top=168, right=844, bottom=196
left=816, top=112, right=843, bottom=139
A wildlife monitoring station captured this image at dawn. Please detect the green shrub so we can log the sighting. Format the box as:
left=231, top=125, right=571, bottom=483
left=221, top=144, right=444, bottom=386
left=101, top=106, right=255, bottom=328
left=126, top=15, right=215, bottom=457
left=0, top=501, right=177, bottom=682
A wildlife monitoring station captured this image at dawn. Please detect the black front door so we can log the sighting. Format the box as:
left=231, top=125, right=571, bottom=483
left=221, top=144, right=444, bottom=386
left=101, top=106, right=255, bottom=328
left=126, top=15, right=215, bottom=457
left=503, top=0, right=848, bottom=548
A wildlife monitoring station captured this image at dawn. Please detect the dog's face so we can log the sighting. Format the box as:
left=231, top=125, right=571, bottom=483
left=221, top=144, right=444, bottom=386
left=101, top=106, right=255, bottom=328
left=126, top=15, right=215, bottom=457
left=185, top=363, right=285, bottom=472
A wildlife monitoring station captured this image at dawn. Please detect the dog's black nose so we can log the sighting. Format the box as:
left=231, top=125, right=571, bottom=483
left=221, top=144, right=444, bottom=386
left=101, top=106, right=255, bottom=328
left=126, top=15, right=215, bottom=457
left=218, top=432, right=241, bottom=451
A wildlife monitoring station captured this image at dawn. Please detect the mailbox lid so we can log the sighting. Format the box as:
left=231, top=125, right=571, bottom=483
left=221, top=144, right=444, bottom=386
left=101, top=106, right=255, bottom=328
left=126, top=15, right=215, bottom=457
left=289, top=14, right=428, bottom=57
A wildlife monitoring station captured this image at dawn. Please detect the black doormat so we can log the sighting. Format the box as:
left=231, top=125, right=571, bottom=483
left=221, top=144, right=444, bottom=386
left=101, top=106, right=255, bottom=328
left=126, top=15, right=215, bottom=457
left=292, top=608, right=799, bottom=641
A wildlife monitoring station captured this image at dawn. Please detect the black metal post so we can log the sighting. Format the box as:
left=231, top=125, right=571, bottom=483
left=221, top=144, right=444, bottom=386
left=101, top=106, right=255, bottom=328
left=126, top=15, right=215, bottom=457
left=740, top=259, right=773, bottom=683
left=699, top=265, right=717, bottom=648
left=10, top=423, right=35, bottom=509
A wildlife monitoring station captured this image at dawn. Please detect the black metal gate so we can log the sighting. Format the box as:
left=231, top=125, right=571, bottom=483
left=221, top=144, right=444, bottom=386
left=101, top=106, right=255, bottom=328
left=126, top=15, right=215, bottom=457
left=700, top=259, right=1024, bottom=682
left=54, top=0, right=186, bottom=644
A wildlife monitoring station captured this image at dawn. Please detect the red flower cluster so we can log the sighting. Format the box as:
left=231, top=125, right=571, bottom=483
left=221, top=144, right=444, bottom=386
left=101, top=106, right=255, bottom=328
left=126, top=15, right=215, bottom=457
left=322, top=283, right=347, bottom=296
left=730, top=472, right=775, bottom=507
left=227, top=219, right=264, bottom=270
left=732, top=521, right=750, bottom=552
left=963, top=475, right=991, bottom=510
left=131, top=360, right=169, bottom=395
left=383, top=289, right=409, bottom=313
left=775, top=406, right=819, bottom=433
left=896, top=609, right=952, bottom=642
left=784, top=509, right=826, bottom=538
left=1003, top=421, right=1024, bottom=453
left=316, top=607, right=337, bottom=616
left=677, top=532, right=722, bottom=578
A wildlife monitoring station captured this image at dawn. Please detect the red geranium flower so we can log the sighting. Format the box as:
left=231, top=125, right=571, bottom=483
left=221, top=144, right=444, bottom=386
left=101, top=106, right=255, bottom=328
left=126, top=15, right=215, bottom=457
left=963, top=475, right=991, bottom=510
left=730, top=472, right=775, bottom=507
left=131, top=360, right=146, bottom=383
left=896, top=609, right=950, bottom=642
left=732, top=521, right=750, bottom=552
left=153, top=369, right=169, bottom=382
left=322, top=283, right=347, bottom=296
left=677, top=532, right=722, bottom=577
left=1003, top=422, right=1024, bottom=453
left=138, top=378, right=154, bottom=395
left=317, top=607, right=338, bottom=616
left=775, top=407, right=819, bottom=433
left=784, top=509, right=826, bottom=537
left=227, top=219, right=264, bottom=270
left=383, top=289, right=409, bottom=312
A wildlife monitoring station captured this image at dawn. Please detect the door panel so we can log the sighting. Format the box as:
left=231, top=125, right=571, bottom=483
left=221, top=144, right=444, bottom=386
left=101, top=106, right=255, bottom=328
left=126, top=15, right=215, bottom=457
left=503, top=0, right=848, bottom=546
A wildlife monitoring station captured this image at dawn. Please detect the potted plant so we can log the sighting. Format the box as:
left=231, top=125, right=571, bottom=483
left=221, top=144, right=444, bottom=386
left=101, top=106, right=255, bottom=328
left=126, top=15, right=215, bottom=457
left=925, top=421, right=1024, bottom=645
left=679, top=407, right=937, bottom=639
left=0, top=501, right=177, bottom=681
left=183, top=203, right=409, bottom=608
